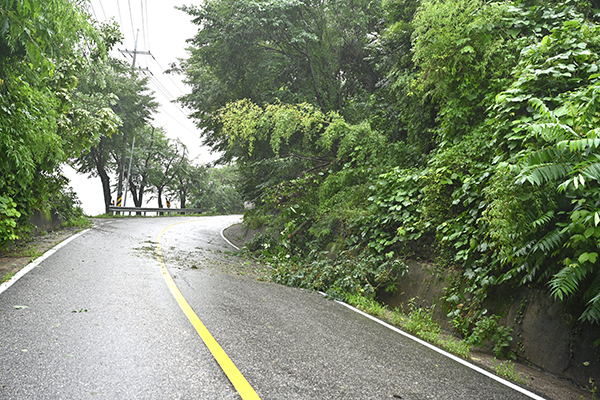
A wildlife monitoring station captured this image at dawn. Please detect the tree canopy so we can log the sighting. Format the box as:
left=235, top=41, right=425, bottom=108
left=176, top=0, right=382, bottom=159
left=0, top=0, right=118, bottom=241
left=176, top=0, right=600, bottom=326
left=0, top=0, right=243, bottom=245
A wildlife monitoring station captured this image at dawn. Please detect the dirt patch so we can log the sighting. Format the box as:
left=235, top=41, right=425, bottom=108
left=0, top=226, right=85, bottom=283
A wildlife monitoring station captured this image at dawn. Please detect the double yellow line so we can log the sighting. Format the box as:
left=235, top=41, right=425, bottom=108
left=156, top=222, right=261, bottom=400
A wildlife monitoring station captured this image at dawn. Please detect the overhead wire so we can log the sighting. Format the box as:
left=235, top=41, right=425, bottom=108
left=151, top=57, right=188, bottom=98
left=151, top=85, right=190, bottom=120
left=98, top=0, right=107, bottom=20
left=144, top=0, right=150, bottom=55
left=127, top=0, right=136, bottom=45
left=149, top=75, right=177, bottom=102
left=116, top=0, right=128, bottom=48
left=140, top=0, right=147, bottom=60
left=135, top=0, right=185, bottom=103
left=90, top=0, right=201, bottom=142
left=156, top=104, right=201, bottom=139
left=88, top=2, right=98, bottom=20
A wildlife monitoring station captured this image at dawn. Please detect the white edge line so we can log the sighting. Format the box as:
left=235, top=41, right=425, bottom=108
left=334, top=300, right=548, bottom=400
left=219, top=221, right=544, bottom=399
left=0, top=228, right=91, bottom=296
left=220, top=224, right=240, bottom=250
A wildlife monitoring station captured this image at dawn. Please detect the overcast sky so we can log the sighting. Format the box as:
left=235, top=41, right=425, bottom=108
left=67, top=0, right=214, bottom=214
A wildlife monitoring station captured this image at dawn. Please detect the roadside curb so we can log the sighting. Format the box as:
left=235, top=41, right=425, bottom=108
left=220, top=225, right=240, bottom=250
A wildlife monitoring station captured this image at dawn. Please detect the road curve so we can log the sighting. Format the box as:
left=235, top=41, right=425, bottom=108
left=0, top=216, right=544, bottom=399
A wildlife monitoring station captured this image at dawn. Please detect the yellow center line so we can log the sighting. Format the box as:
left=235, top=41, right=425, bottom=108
left=156, top=221, right=261, bottom=400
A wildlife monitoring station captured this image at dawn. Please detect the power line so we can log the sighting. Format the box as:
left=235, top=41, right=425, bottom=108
left=98, top=0, right=107, bottom=20
left=140, top=0, right=147, bottom=60
left=151, top=57, right=187, bottom=98
left=89, top=1, right=201, bottom=146
left=149, top=75, right=177, bottom=103
left=116, top=0, right=128, bottom=48
left=157, top=104, right=201, bottom=139
left=88, top=2, right=98, bottom=20
left=147, top=73, right=192, bottom=121
left=127, top=0, right=136, bottom=45
left=144, top=0, right=150, bottom=56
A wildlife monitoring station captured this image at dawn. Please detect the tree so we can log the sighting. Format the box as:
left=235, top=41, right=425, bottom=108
left=0, top=0, right=114, bottom=242
left=66, top=22, right=125, bottom=214
left=175, top=0, right=382, bottom=159
left=147, top=136, right=187, bottom=208
left=174, top=0, right=600, bottom=328
left=73, top=59, right=158, bottom=213
left=189, top=165, right=244, bottom=214
left=166, top=160, right=205, bottom=210
left=215, top=100, right=347, bottom=201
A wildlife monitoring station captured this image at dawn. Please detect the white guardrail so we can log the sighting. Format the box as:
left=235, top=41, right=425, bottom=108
left=108, top=206, right=205, bottom=216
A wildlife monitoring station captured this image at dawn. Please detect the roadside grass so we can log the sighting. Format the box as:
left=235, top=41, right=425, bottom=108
left=492, top=359, right=529, bottom=385
left=342, top=292, right=530, bottom=384
left=61, top=215, right=93, bottom=228
left=1, top=271, right=15, bottom=284
left=14, top=246, right=43, bottom=261
left=343, top=293, right=471, bottom=359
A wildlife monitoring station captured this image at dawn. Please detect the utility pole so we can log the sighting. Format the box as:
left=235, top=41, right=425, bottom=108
left=123, top=136, right=136, bottom=207
left=116, top=29, right=153, bottom=206
left=118, top=30, right=152, bottom=70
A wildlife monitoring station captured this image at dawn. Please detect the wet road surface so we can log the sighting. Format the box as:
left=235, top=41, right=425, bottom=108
left=0, top=216, right=544, bottom=399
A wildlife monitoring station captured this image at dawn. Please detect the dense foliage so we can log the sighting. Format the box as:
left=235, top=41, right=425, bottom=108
left=177, top=0, right=600, bottom=327
left=0, top=0, right=244, bottom=247
left=0, top=0, right=119, bottom=243
left=188, top=165, right=244, bottom=215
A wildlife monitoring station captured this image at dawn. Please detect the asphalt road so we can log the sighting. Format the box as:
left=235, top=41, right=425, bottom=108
left=0, top=216, right=544, bottom=399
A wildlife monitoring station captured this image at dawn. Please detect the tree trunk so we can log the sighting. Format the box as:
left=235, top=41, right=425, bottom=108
left=128, top=179, right=143, bottom=215
left=179, top=190, right=186, bottom=215
left=157, top=188, right=164, bottom=208
left=92, top=147, right=112, bottom=214
left=180, top=190, right=186, bottom=209
left=99, top=170, right=111, bottom=214
left=305, top=42, right=326, bottom=113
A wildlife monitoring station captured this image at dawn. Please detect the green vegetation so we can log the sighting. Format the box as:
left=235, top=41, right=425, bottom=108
left=0, top=0, right=243, bottom=247
left=586, top=380, right=598, bottom=400
left=188, top=165, right=244, bottom=215
left=343, top=294, right=473, bottom=360
left=174, top=0, right=600, bottom=350
left=492, top=359, right=529, bottom=385
left=0, top=0, right=117, bottom=245
left=1, top=271, right=15, bottom=284
left=3, top=0, right=600, bottom=364
left=344, top=293, right=520, bottom=362
left=14, top=247, right=43, bottom=262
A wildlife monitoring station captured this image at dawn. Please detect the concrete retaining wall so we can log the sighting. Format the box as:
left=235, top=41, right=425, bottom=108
left=28, top=210, right=62, bottom=234
left=378, top=261, right=600, bottom=388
